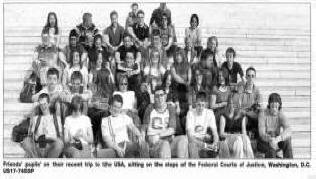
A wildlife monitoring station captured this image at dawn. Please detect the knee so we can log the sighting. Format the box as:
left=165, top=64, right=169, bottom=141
left=20, top=137, right=34, bottom=149
left=234, top=136, right=244, bottom=149
left=178, top=135, right=189, bottom=147
left=159, top=141, right=171, bottom=158
left=53, top=138, right=64, bottom=151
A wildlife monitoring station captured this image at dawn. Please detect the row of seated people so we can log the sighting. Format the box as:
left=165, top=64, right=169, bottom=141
left=20, top=66, right=293, bottom=158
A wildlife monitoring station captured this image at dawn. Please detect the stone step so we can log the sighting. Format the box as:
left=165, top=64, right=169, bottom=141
left=5, top=35, right=310, bottom=47
left=4, top=67, right=310, bottom=81
left=4, top=26, right=310, bottom=37
left=3, top=59, right=311, bottom=72
left=4, top=43, right=311, bottom=53
left=4, top=55, right=311, bottom=66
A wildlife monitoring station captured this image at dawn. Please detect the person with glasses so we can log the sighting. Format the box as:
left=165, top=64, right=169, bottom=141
left=221, top=47, right=245, bottom=87
left=231, top=67, right=262, bottom=141
left=257, top=93, right=293, bottom=158
left=113, top=76, right=140, bottom=129
left=97, top=94, right=149, bottom=158
left=186, top=91, right=219, bottom=158
left=143, top=86, right=188, bottom=158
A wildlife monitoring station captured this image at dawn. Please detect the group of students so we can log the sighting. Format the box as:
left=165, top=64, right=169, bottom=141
left=20, top=2, right=293, bottom=159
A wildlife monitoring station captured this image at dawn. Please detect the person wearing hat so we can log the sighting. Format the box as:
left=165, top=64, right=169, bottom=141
left=257, top=93, right=293, bottom=158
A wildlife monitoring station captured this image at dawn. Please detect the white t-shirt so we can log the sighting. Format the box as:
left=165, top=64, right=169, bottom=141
left=64, top=115, right=92, bottom=143
left=113, top=91, right=136, bottom=110
left=101, top=114, right=133, bottom=144
left=186, top=108, right=217, bottom=138
left=31, top=115, right=62, bottom=140
left=147, top=108, right=170, bottom=135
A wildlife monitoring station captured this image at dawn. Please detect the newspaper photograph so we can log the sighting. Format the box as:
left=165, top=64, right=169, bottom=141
left=1, top=0, right=315, bottom=178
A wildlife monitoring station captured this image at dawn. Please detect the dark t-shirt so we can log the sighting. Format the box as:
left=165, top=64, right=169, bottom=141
left=221, top=61, right=244, bottom=85
left=87, top=46, right=110, bottom=71
left=63, top=44, right=86, bottom=64
left=150, top=8, right=172, bottom=28
left=117, top=45, right=140, bottom=62
left=104, top=25, right=125, bottom=47
left=160, top=26, right=173, bottom=47
left=133, top=23, right=149, bottom=41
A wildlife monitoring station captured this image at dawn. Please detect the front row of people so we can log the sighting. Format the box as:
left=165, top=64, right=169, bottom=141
left=20, top=80, right=293, bottom=158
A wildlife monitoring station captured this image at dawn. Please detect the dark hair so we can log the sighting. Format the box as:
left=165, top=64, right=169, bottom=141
left=83, top=12, right=92, bottom=20
left=196, top=91, right=207, bottom=102
left=207, top=36, right=218, bottom=48
left=131, top=2, right=139, bottom=8
left=70, top=95, right=84, bottom=113
left=246, top=66, right=256, bottom=76
left=267, top=93, right=282, bottom=110
left=38, top=93, right=50, bottom=103
left=69, top=29, right=79, bottom=42
left=43, top=12, right=59, bottom=35
left=173, top=47, right=188, bottom=65
left=137, top=10, right=144, bottom=17
left=69, top=50, right=83, bottom=69
left=110, top=94, right=123, bottom=105
left=110, top=10, right=118, bottom=18
left=151, top=29, right=161, bottom=37
left=46, top=67, right=59, bottom=79
left=154, top=85, right=165, bottom=93
left=70, top=71, right=83, bottom=83
left=201, top=49, right=214, bottom=61
left=190, top=14, right=199, bottom=27
left=162, top=12, right=171, bottom=26
left=162, top=70, right=172, bottom=88
left=93, top=34, right=103, bottom=46
left=225, top=47, right=236, bottom=58
left=123, top=32, right=133, bottom=40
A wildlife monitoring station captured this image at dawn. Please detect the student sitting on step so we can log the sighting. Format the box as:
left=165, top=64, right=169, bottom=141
left=186, top=91, right=219, bottom=158
left=62, top=71, right=93, bottom=115
left=257, top=93, right=293, bottom=158
left=41, top=12, right=61, bottom=47
left=63, top=96, right=94, bottom=158
left=21, top=93, right=64, bottom=158
left=97, top=94, right=149, bottom=158
left=221, top=47, right=245, bottom=87
left=32, top=34, right=67, bottom=86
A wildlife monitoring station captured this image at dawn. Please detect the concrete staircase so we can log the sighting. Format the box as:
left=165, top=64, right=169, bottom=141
left=3, top=24, right=311, bottom=158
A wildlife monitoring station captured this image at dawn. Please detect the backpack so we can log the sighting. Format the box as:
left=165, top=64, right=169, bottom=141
left=20, top=72, right=41, bottom=103
left=11, top=117, right=31, bottom=143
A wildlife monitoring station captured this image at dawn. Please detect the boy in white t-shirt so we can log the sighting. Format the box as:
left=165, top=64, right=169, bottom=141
left=63, top=96, right=94, bottom=158
left=186, top=91, right=219, bottom=158
left=97, top=94, right=149, bottom=158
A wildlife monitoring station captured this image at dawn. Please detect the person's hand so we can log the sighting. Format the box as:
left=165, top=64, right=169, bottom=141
left=206, top=143, right=218, bottom=151
left=269, top=137, right=279, bottom=150
left=221, top=102, right=228, bottom=107
left=74, top=129, right=84, bottom=138
left=148, top=135, right=160, bottom=145
left=115, top=147, right=125, bottom=158
left=126, top=70, right=133, bottom=77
